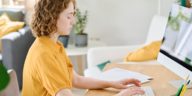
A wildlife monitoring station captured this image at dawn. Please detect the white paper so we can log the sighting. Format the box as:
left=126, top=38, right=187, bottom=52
left=92, top=68, right=152, bottom=84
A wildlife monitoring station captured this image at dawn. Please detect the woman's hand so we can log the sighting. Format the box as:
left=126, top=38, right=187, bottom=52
left=110, top=78, right=141, bottom=89
left=115, top=86, right=145, bottom=96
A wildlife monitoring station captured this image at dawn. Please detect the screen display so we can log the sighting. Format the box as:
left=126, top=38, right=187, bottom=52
left=160, top=4, right=192, bottom=71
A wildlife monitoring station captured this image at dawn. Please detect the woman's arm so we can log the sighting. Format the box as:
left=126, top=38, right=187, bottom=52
left=72, top=70, right=111, bottom=89
left=72, top=70, right=141, bottom=89
left=56, top=89, right=73, bottom=96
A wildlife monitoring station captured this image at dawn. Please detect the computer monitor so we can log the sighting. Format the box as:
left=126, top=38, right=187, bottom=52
left=157, top=4, right=192, bottom=80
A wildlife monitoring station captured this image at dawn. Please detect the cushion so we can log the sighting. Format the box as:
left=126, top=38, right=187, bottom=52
left=0, top=22, right=25, bottom=38
left=0, top=14, right=24, bottom=52
left=0, top=8, right=24, bottom=21
left=0, top=14, right=24, bottom=38
left=0, top=17, right=6, bottom=26
left=124, top=40, right=162, bottom=62
left=0, top=14, right=10, bottom=26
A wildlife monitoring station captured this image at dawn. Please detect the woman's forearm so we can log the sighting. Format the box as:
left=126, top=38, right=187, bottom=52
left=74, top=76, right=112, bottom=89
left=73, top=71, right=112, bottom=89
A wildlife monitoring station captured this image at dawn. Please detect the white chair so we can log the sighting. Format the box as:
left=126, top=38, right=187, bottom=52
left=0, top=70, right=20, bottom=96
left=84, top=15, right=168, bottom=77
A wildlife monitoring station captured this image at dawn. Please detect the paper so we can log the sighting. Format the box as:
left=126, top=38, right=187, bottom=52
left=91, top=68, right=152, bottom=84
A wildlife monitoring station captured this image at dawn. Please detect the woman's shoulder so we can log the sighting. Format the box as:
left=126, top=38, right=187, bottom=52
left=27, top=40, right=54, bottom=57
left=26, top=47, right=54, bottom=67
left=31, top=37, right=55, bottom=50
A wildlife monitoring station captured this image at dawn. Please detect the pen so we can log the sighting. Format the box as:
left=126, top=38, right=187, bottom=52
left=176, top=75, right=190, bottom=96
left=180, top=84, right=187, bottom=96
left=187, top=80, right=190, bottom=85
left=176, top=84, right=184, bottom=96
left=179, top=75, right=191, bottom=96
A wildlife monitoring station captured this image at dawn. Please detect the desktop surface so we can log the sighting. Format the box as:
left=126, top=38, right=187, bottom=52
left=85, top=64, right=192, bottom=96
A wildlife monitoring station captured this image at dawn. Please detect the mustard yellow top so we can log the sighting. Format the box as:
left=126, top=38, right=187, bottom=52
left=22, top=36, right=73, bottom=96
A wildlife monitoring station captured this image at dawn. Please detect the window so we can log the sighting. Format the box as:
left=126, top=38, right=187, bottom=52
left=13, top=0, right=25, bottom=5
left=0, top=0, right=25, bottom=6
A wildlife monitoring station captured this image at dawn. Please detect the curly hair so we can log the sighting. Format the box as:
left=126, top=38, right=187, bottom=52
left=31, top=0, right=76, bottom=37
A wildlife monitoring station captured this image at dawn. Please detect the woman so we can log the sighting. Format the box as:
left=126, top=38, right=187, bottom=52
left=22, top=0, right=144, bottom=96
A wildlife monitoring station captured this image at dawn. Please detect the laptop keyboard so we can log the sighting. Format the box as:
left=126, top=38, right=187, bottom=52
left=133, top=86, right=155, bottom=96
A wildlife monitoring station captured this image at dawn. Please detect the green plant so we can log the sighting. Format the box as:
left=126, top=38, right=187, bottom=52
left=175, top=0, right=192, bottom=7
left=168, top=7, right=192, bottom=31
left=74, top=9, right=88, bottom=35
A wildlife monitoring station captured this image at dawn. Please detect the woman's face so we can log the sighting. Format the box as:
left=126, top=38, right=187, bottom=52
left=56, top=2, right=75, bottom=35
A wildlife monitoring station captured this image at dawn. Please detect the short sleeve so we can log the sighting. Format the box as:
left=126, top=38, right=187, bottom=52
left=37, top=53, right=73, bottom=95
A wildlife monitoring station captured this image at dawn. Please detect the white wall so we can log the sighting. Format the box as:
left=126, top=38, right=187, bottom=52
left=160, top=0, right=175, bottom=17
left=77, top=0, right=159, bottom=46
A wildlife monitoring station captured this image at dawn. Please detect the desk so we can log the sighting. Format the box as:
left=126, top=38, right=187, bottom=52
left=66, top=41, right=106, bottom=75
left=85, top=64, right=192, bottom=96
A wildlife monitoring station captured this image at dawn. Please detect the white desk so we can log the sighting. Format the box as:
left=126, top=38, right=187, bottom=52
left=66, top=41, right=106, bottom=75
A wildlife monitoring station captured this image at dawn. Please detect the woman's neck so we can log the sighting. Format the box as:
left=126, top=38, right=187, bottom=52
left=50, top=32, right=59, bottom=43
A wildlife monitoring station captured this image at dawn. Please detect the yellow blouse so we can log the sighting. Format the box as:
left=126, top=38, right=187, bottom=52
left=22, top=36, right=73, bottom=96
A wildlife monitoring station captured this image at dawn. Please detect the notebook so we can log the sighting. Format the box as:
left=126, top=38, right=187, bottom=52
left=92, top=68, right=153, bottom=85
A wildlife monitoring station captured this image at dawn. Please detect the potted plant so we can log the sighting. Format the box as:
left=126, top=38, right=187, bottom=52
left=74, top=9, right=88, bottom=47
left=58, top=35, right=69, bottom=48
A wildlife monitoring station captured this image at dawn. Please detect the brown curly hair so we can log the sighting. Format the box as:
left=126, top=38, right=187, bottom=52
left=31, top=0, right=76, bottom=37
